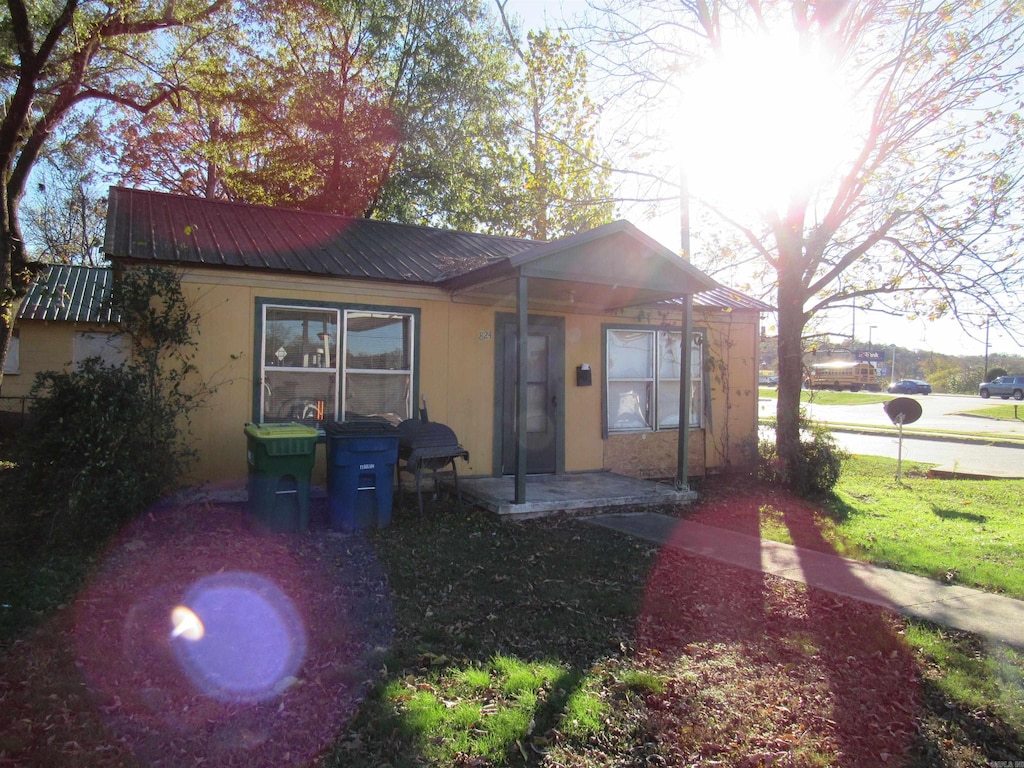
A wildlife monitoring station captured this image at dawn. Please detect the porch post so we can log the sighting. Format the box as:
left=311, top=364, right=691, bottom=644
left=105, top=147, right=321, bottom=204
left=515, top=273, right=528, bottom=503
left=675, top=294, right=693, bottom=491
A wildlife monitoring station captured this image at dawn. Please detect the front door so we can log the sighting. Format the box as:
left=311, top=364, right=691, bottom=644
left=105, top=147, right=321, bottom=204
left=496, top=315, right=564, bottom=475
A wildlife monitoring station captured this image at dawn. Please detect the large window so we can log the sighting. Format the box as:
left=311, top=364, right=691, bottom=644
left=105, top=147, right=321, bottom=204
left=606, top=328, right=704, bottom=432
left=259, top=303, right=414, bottom=425
left=2, top=330, right=18, bottom=374
left=74, top=331, right=129, bottom=369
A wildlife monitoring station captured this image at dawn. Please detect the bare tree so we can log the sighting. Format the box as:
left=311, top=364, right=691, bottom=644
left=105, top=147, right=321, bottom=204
left=0, top=0, right=231, bottom=387
left=585, top=0, right=1024, bottom=481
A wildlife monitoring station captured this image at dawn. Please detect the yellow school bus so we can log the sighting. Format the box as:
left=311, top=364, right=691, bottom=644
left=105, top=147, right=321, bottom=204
left=806, top=361, right=880, bottom=392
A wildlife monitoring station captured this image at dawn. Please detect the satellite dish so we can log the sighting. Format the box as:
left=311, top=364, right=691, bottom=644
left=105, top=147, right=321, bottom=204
left=884, top=397, right=922, bottom=426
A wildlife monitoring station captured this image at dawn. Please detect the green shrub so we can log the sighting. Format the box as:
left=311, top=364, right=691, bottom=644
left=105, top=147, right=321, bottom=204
left=14, top=359, right=193, bottom=546
left=10, top=266, right=202, bottom=548
left=758, top=417, right=847, bottom=497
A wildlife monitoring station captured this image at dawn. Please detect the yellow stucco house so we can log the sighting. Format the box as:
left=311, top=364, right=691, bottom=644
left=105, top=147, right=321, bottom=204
left=99, top=187, right=768, bottom=504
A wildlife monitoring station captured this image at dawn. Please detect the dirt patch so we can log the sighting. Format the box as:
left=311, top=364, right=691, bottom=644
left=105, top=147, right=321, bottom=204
left=0, top=501, right=390, bottom=768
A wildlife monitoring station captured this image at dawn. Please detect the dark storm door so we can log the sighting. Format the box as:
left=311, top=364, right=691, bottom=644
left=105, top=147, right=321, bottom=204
left=497, top=316, right=564, bottom=475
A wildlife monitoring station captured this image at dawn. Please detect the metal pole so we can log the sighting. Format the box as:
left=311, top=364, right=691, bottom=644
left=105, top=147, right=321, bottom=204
left=675, top=295, right=693, bottom=491
left=896, top=414, right=905, bottom=482
left=679, top=168, right=690, bottom=260
left=515, top=274, right=528, bottom=504
left=675, top=166, right=692, bottom=490
left=984, top=316, right=991, bottom=379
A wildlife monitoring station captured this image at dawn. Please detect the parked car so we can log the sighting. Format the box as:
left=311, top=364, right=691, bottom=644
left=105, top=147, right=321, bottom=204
left=888, top=379, right=932, bottom=395
left=979, top=374, right=1024, bottom=400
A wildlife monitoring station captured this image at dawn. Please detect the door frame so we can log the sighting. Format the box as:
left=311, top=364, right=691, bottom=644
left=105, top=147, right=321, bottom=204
left=492, top=313, right=565, bottom=476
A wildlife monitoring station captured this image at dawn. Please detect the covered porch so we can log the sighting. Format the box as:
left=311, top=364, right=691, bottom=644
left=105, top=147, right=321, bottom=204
left=454, top=471, right=698, bottom=520
left=442, top=220, right=719, bottom=506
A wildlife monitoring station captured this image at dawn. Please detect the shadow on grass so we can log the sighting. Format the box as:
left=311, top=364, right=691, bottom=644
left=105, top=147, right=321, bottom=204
left=633, top=476, right=1022, bottom=766
left=326, top=498, right=658, bottom=766
left=931, top=504, right=988, bottom=524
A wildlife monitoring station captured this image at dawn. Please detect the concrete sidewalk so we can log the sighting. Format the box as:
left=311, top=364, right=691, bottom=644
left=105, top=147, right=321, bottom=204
left=585, top=512, right=1024, bottom=649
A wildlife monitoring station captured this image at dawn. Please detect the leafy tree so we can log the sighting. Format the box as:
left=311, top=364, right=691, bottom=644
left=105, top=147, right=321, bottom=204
left=587, top=0, right=1024, bottom=485
left=497, top=5, right=615, bottom=239
left=987, top=367, right=1008, bottom=381
left=110, top=47, right=244, bottom=201
left=0, top=0, right=232, bottom=388
left=111, top=0, right=529, bottom=233
left=22, top=114, right=108, bottom=265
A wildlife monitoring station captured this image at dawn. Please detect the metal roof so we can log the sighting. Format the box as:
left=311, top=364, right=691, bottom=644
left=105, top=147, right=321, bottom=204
left=103, top=186, right=769, bottom=312
left=18, top=264, right=118, bottom=324
left=665, top=286, right=773, bottom=313
left=104, top=186, right=538, bottom=283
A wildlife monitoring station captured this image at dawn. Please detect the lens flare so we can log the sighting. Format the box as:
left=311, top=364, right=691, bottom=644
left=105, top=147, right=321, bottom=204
left=170, top=572, right=306, bottom=702
left=170, top=605, right=204, bottom=640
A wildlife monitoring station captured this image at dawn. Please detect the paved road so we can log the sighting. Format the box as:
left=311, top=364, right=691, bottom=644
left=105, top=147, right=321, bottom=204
left=759, top=393, right=1024, bottom=478
left=803, top=393, right=1024, bottom=438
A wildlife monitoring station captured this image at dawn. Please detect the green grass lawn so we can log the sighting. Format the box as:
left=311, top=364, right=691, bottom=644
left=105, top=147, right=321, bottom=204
left=759, top=387, right=893, bottom=405
left=955, top=403, right=1024, bottom=421
left=1, top=452, right=1022, bottom=767
left=813, top=456, right=1023, bottom=597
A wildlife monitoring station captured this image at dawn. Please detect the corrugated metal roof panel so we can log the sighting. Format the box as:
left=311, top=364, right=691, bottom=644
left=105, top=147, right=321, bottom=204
left=103, top=187, right=772, bottom=312
left=18, top=265, right=118, bottom=323
left=104, top=187, right=538, bottom=282
left=679, top=286, right=774, bottom=312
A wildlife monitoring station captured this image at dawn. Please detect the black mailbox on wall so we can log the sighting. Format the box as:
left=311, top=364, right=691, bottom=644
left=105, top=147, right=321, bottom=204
left=576, top=365, right=592, bottom=386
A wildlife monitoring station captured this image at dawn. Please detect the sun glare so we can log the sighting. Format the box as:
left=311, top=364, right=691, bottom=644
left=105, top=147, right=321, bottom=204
left=679, top=29, right=861, bottom=215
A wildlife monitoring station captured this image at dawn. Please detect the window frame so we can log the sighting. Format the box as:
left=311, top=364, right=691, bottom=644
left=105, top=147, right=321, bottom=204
left=73, top=330, right=130, bottom=369
left=253, top=298, right=419, bottom=427
left=2, top=328, right=18, bottom=374
left=603, top=324, right=706, bottom=436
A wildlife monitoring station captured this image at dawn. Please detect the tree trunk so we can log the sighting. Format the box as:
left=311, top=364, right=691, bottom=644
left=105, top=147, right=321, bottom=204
left=775, top=240, right=808, bottom=479
left=1, top=184, right=42, bottom=391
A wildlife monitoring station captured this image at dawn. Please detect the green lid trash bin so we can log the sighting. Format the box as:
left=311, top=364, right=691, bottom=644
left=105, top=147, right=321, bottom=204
left=244, top=422, right=319, bottom=532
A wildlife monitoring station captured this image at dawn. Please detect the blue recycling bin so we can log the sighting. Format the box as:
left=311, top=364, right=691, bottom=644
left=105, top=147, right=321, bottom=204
left=324, top=421, right=400, bottom=531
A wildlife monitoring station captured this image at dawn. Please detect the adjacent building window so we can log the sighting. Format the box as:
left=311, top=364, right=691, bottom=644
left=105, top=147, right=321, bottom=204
left=606, top=328, right=704, bottom=432
left=3, top=330, right=19, bottom=374
left=259, top=303, right=414, bottom=425
left=73, top=331, right=129, bottom=368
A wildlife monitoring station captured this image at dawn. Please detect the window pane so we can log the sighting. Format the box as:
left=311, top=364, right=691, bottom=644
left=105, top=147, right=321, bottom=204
left=263, top=370, right=336, bottom=423
left=658, top=331, right=682, bottom=379
left=608, top=381, right=651, bottom=430
left=608, top=331, right=652, bottom=378
left=690, top=378, right=702, bottom=427
left=657, top=381, right=680, bottom=428
left=346, top=313, right=410, bottom=371
left=3, top=332, right=19, bottom=374
left=265, top=308, right=338, bottom=369
left=690, top=333, right=703, bottom=427
left=527, top=334, right=547, bottom=382
left=526, top=383, right=548, bottom=432
left=345, top=372, right=410, bottom=421
left=691, top=337, right=702, bottom=371
left=74, top=332, right=129, bottom=368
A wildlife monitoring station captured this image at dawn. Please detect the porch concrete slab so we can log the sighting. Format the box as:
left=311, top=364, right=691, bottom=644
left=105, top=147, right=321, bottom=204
left=586, top=513, right=1024, bottom=648
left=457, top=473, right=697, bottom=519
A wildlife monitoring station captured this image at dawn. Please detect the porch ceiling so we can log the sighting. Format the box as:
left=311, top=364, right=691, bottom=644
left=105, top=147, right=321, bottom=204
left=443, top=220, right=719, bottom=312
